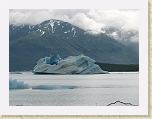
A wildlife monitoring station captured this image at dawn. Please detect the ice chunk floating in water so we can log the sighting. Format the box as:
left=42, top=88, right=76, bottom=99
left=32, top=85, right=77, bottom=90
left=33, top=54, right=109, bottom=74
left=9, top=78, right=29, bottom=89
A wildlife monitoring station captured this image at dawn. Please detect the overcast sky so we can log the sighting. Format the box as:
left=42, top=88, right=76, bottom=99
left=9, top=9, right=139, bottom=32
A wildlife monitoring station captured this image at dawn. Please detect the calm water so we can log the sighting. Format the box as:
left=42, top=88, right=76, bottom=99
left=9, top=72, right=139, bottom=106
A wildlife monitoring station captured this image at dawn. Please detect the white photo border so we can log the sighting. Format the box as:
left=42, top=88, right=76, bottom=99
left=0, top=0, right=148, bottom=115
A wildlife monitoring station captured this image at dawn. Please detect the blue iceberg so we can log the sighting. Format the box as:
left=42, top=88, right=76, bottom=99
left=33, top=54, right=109, bottom=74
left=9, top=78, right=29, bottom=89
left=45, top=54, right=61, bottom=65
left=32, top=85, right=77, bottom=90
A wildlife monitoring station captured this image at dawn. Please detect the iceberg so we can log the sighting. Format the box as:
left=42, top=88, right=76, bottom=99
left=33, top=54, right=109, bottom=74
left=9, top=78, right=29, bottom=89
left=32, top=85, right=77, bottom=90
left=9, top=71, right=22, bottom=74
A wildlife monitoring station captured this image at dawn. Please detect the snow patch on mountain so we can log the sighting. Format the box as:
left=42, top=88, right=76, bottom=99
left=40, top=31, right=45, bottom=36
left=72, top=27, right=75, bottom=31
left=57, top=21, right=60, bottom=25
left=29, top=25, right=31, bottom=29
left=37, top=29, right=45, bottom=36
left=49, top=20, right=55, bottom=33
left=46, top=20, right=63, bottom=33
left=73, top=30, right=76, bottom=37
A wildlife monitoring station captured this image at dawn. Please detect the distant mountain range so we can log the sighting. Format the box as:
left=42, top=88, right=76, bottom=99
left=9, top=19, right=139, bottom=71
left=100, top=26, right=139, bottom=56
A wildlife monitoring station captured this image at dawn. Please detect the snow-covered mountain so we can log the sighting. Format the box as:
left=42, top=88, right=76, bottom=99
left=10, top=19, right=83, bottom=41
left=9, top=19, right=139, bottom=71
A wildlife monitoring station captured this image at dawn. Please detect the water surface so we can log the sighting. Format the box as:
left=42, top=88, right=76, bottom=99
left=9, top=72, right=139, bottom=106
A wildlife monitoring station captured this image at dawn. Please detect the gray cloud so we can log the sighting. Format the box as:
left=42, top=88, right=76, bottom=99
left=9, top=9, right=138, bottom=31
left=9, top=9, right=139, bottom=54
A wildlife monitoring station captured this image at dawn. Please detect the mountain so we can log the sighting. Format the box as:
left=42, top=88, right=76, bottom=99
left=100, top=27, right=139, bottom=56
left=9, top=19, right=139, bottom=71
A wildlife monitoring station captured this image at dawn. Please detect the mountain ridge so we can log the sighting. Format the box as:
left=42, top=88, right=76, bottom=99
left=9, top=19, right=139, bottom=71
